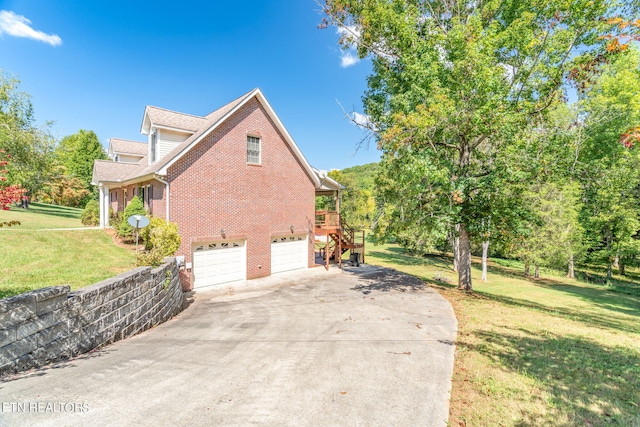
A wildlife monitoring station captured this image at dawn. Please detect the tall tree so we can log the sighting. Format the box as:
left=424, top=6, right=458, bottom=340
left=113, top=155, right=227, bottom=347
left=0, top=71, right=56, bottom=198
left=577, top=47, right=640, bottom=280
left=322, top=0, right=620, bottom=290
left=56, top=129, right=106, bottom=190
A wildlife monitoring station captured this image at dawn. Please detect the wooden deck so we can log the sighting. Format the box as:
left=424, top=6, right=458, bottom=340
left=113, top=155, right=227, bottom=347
left=315, top=210, right=365, bottom=269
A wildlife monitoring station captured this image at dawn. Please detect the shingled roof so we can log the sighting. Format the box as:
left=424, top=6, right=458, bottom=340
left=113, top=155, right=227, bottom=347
left=92, top=88, right=323, bottom=189
left=92, top=159, right=146, bottom=184
left=142, top=107, right=207, bottom=133
left=110, top=138, right=148, bottom=156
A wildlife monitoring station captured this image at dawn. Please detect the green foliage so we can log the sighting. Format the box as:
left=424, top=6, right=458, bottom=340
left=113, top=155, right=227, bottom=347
left=118, top=196, right=146, bottom=239
left=140, top=216, right=181, bottom=256
left=0, top=71, right=57, bottom=197
left=136, top=217, right=181, bottom=267
left=576, top=47, right=640, bottom=277
left=338, top=162, right=381, bottom=191
left=80, top=199, right=100, bottom=226
left=135, top=249, right=164, bottom=268
left=513, top=182, right=584, bottom=272
left=322, top=0, right=622, bottom=290
left=329, top=169, right=375, bottom=229
left=37, top=165, right=90, bottom=207
left=55, top=129, right=107, bottom=191
left=110, top=209, right=122, bottom=234
left=315, top=163, right=379, bottom=229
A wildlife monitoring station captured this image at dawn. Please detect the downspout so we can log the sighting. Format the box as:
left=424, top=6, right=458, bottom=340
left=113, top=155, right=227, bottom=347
left=153, top=174, right=170, bottom=222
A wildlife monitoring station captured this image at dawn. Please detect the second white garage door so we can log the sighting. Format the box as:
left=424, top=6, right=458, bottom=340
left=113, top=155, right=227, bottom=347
left=193, top=240, right=246, bottom=289
left=271, top=235, right=308, bottom=274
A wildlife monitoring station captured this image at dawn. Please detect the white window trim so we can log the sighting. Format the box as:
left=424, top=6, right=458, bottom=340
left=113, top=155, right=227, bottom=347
left=150, top=129, right=158, bottom=163
left=247, top=135, right=261, bottom=165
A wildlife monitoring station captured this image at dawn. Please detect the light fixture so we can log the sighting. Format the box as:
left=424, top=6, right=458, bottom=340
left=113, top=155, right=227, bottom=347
left=290, top=224, right=294, bottom=233
left=220, top=228, right=226, bottom=237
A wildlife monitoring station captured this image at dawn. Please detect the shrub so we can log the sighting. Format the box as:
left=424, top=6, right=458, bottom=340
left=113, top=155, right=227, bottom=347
left=80, top=199, right=100, bottom=226
left=136, top=217, right=181, bottom=267
left=110, top=209, right=122, bottom=233
left=136, top=248, right=164, bottom=267
left=140, top=216, right=181, bottom=256
left=118, top=196, right=146, bottom=240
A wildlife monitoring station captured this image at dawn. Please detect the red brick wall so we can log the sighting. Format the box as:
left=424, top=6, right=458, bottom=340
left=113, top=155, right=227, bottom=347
left=167, top=97, right=316, bottom=289
left=108, top=180, right=167, bottom=219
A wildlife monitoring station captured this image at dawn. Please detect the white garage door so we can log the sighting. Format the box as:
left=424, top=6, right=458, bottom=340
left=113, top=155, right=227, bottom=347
left=193, top=240, right=246, bottom=289
left=271, top=235, right=308, bottom=274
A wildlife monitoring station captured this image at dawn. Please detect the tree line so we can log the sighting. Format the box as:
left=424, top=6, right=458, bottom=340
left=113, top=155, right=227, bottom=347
left=320, top=0, right=640, bottom=290
left=0, top=71, right=106, bottom=208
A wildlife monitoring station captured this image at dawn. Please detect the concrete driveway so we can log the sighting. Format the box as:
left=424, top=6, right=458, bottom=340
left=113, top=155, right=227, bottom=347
left=0, top=265, right=457, bottom=427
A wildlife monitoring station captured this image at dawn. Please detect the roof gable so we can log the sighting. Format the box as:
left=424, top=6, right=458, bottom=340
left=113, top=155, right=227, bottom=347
left=93, top=89, right=324, bottom=189
left=154, top=89, right=321, bottom=188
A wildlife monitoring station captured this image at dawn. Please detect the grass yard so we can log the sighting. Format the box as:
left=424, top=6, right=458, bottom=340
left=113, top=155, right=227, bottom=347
left=0, top=202, right=87, bottom=229
left=0, top=203, right=136, bottom=299
left=365, top=243, right=640, bottom=427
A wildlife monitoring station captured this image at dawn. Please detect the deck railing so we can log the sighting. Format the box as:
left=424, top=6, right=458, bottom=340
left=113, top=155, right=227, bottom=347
left=315, top=211, right=366, bottom=267
left=315, top=210, right=341, bottom=230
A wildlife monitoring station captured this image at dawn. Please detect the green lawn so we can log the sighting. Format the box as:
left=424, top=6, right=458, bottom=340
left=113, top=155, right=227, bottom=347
left=0, top=202, right=87, bottom=229
left=365, top=243, right=640, bottom=427
left=0, top=203, right=136, bottom=299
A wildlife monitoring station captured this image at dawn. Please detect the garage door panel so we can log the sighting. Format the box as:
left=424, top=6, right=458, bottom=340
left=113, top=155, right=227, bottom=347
left=193, top=240, right=246, bottom=289
left=271, top=235, right=308, bottom=274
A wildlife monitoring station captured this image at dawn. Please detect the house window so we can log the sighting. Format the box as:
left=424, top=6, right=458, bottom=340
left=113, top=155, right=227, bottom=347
left=140, top=187, right=145, bottom=204
left=247, top=136, right=261, bottom=164
left=151, top=131, right=157, bottom=163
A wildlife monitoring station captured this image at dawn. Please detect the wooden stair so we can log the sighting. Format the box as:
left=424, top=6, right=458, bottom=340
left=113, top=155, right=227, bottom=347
left=315, top=211, right=365, bottom=270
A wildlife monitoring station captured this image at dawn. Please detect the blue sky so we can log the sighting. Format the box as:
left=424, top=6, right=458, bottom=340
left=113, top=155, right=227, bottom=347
left=0, top=0, right=381, bottom=171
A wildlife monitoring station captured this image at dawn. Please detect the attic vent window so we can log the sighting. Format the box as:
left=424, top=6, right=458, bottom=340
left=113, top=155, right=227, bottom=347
left=247, top=136, right=261, bottom=164
left=151, top=131, right=157, bottom=163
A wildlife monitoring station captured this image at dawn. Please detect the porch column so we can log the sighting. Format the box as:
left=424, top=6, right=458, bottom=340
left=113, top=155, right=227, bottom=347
left=99, top=184, right=109, bottom=228
left=335, top=190, right=340, bottom=214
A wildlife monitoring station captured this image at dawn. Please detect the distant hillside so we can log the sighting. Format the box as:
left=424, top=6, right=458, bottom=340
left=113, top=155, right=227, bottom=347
left=337, top=162, right=380, bottom=190
left=321, top=162, right=380, bottom=228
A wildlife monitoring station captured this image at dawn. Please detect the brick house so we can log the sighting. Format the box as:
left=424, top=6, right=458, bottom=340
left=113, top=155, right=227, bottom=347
left=92, top=89, right=342, bottom=291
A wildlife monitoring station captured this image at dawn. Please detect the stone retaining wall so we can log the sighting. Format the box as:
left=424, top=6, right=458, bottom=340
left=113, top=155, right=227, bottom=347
left=0, top=258, right=184, bottom=377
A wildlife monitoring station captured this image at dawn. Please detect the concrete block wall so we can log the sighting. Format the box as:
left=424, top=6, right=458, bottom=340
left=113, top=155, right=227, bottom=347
left=0, top=258, right=184, bottom=377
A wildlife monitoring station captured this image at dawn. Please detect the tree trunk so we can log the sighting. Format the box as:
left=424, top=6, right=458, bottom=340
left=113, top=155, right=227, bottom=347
left=524, top=261, right=530, bottom=277
left=606, top=233, right=613, bottom=281
left=450, top=232, right=457, bottom=272
left=613, top=249, right=619, bottom=269
left=567, top=253, right=575, bottom=279
left=457, top=140, right=472, bottom=291
left=457, top=224, right=472, bottom=291
left=534, top=264, right=540, bottom=279
left=619, top=260, right=625, bottom=276
left=452, top=224, right=460, bottom=272
left=481, top=240, right=489, bottom=282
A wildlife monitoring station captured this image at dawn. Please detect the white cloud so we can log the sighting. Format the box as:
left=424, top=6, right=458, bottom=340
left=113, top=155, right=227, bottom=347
left=351, top=112, right=377, bottom=131
left=336, top=25, right=360, bottom=68
left=340, top=52, right=359, bottom=68
left=0, top=10, right=62, bottom=46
